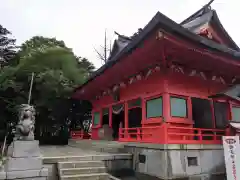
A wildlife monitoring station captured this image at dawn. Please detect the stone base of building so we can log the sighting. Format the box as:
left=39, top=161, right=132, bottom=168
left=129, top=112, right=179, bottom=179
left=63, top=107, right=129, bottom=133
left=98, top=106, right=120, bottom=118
left=122, top=143, right=225, bottom=180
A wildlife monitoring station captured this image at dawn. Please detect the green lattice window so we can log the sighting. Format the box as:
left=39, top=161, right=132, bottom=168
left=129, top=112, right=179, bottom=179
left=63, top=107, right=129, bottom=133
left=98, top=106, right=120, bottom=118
left=93, top=112, right=100, bottom=125
left=146, top=97, right=163, bottom=118
left=232, top=106, right=240, bottom=122
left=128, top=98, right=142, bottom=109
left=170, top=97, right=187, bottom=117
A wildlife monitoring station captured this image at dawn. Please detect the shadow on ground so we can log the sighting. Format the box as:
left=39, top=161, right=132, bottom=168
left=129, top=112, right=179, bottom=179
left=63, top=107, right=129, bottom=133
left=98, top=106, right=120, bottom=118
left=109, top=169, right=189, bottom=180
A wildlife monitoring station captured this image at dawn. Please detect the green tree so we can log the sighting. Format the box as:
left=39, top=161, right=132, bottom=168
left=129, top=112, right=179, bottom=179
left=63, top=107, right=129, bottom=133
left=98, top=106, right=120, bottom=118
left=0, top=36, right=95, bottom=144
left=77, top=57, right=95, bottom=75
left=18, top=36, right=67, bottom=58
left=0, top=25, right=16, bottom=67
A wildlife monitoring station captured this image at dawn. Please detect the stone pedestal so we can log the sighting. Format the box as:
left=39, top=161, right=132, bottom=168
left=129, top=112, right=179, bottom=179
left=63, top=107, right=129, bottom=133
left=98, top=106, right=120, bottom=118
left=0, top=140, right=48, bottom=180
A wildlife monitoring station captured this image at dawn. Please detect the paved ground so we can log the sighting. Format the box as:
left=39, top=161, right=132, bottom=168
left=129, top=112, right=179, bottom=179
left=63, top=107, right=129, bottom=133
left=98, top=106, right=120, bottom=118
left=40, top=145, right=108, bottom=157
left=39, top=139, right=128, bottom=157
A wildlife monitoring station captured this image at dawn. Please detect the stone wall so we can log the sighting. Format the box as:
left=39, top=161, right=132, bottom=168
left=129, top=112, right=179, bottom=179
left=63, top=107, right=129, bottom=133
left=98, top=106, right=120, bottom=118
left=42, top=164, right=58, bottom=180
left=123, top=143, right=226, bottom=180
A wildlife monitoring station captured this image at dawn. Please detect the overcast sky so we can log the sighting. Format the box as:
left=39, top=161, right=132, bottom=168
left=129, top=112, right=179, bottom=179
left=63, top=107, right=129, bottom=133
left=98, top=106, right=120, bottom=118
left=0, top=0, right=239, bottom=68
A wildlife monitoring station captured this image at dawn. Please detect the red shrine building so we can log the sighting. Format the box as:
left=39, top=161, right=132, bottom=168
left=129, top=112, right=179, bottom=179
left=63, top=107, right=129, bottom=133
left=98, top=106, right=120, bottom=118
left=72, top=6, right=240, bottom=145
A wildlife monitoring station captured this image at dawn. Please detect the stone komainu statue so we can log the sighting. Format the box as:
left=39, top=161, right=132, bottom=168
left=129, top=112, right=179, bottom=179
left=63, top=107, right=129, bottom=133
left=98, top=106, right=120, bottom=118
left=15, top=104, right=36, bottom=141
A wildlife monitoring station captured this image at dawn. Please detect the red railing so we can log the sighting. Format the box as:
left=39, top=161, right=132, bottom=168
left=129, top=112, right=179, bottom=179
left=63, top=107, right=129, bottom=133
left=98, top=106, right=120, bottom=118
left=119, top=124, right=226, bottom=144
left=119, top=126, right=165, bottom=143
left=167, top=126, right=226, bottom=144
left=70, top=130, right=91, bottom=139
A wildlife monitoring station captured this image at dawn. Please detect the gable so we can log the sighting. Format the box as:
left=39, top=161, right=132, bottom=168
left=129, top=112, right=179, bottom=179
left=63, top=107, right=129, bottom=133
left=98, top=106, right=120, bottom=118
left=181, top=7, right=239, bottom=50
left=107, top=32, right=132, bottom=62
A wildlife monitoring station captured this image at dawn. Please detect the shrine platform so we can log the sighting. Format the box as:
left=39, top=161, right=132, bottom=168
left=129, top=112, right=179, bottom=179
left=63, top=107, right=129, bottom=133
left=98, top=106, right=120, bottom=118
left=60, top=140, right=225, bottom=180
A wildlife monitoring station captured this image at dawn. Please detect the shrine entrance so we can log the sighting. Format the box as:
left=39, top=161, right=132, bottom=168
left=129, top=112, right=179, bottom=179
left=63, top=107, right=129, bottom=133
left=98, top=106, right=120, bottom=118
left=128, top=98, right=142, bottom=129
left=112, top=103, right=125, bottom=140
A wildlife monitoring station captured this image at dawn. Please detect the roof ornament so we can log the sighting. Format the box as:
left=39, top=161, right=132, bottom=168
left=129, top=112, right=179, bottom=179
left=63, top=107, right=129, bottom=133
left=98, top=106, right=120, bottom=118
left=114, top=31, right=131, bottom=41
left=202, top=0, right=214, bottom=11
left=180, top=0, right=215, bottom=25
left=206, top=0, right=214, bottom=8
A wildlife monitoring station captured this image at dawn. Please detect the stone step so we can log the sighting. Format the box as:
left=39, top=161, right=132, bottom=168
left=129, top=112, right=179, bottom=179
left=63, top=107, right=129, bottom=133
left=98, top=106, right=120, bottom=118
left=58, top=161, right=105, bottom=169
left=60, top=167, right=106, bottom=175
left=60, top=172, right=110, bottom=180
left=69, top=140, right=125, bottom=150
left=43, top=154, right=132, bottom=164
left=88, top=147, right=124, bottom=153
left=69, top=144, right=125, bottom=153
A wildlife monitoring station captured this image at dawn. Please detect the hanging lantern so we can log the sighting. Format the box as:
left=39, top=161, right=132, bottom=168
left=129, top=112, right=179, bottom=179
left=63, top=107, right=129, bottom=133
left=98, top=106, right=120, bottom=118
left=129, top=77, right=135, bottom=84
left=145, top=69, right=152, bottom=79
left=214, top=76, right=221, bottom=83
left=212, top=75, right=216, bottom=81
left=170, top=64, right=175, bottom=71
left=155, top=66, right=161, bottom=72
left=178, top=66, right=184, bottom=74
left=136, top=74, right=142, bottom=81
left=232, top=77, right=237, bottom=84
left=120, top=82, right=126, bottom=88
left=113, top=85, right=119, bottom=92
left=220, top=77, right=226, bottom=84
left=200, top=72, right=207, bottom=80
left=189, top=70, right=197, bottom=76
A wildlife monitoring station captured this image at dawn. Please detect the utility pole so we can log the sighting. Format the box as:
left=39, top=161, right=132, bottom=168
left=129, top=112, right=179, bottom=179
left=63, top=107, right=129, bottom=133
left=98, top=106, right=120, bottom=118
left=104, top=30, right=107, bottom=63
left=28, top=72, right=34, bottom=105
left=94, top=29, right=112, bottom=64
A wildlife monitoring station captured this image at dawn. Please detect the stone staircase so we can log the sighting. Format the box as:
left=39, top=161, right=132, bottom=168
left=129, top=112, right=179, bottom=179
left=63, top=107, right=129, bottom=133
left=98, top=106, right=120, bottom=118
left=58, top=160, right=109, bottom=180
left=43, top=153, right=132, bottom=180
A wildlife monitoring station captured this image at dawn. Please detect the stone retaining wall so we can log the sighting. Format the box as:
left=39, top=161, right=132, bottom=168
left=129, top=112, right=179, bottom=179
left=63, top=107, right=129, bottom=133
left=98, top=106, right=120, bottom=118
left=123, top=143, right=226, bottom=180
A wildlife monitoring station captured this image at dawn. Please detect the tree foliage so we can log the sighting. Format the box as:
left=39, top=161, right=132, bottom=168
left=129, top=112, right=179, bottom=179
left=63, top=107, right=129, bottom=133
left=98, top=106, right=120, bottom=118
left=0, top=34, right=95, bottom=144
left=77, top=57, right=95, bottom=75
left=0, top=25, right=16, bottom=67
left=18, top=36, right=67, bottom=58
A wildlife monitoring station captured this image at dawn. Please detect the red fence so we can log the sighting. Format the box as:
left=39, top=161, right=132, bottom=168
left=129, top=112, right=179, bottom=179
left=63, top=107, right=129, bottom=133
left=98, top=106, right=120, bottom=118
left=167, top=126, right=226, bottom=144
left=119, top=126, right=165, bottom=143
left=119, top=124, right=226, bottom=144
left=70, top=130, right=91, bottom=139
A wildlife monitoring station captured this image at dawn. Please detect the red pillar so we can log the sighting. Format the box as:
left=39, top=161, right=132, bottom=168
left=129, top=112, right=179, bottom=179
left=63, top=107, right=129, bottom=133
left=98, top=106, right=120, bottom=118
left=187, top=97, right=193, bottom=123
left=109, top=107, right=112, bottom=128
left=124, top=102, right=129, bottom=138
left=163, top=93, right=170, bottom=122
left=124, top=102, right=128, bottom=128
left=99, top=109, right=103, bottom=128
left=142, top=98, right=146, bottom=125
left=162, top=76, right=170, bottom=122
left=228, top=101, right=233, bottom=121
left=210, top=99, right=216, bottom=128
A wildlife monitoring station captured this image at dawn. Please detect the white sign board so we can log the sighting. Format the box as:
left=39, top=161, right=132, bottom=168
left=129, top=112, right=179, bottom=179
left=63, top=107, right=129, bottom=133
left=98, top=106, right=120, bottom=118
left=223, top=136, right=240, bottom=180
